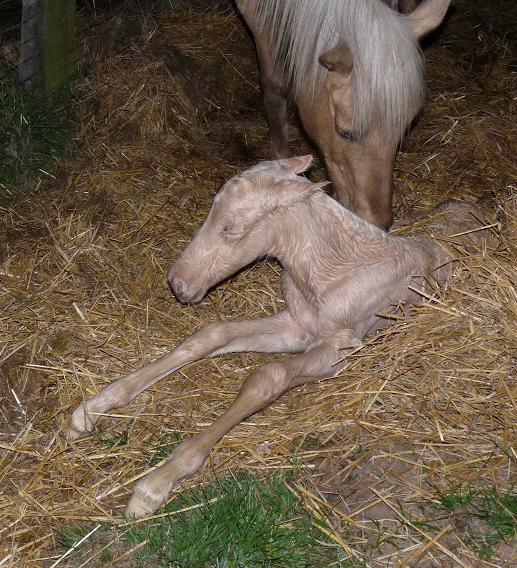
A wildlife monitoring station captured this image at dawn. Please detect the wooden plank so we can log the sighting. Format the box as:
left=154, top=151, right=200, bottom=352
left=41, top=0, right=76, bottom=94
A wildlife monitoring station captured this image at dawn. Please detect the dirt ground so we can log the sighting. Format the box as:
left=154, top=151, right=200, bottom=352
left=0, top=0, right=516, bottom=566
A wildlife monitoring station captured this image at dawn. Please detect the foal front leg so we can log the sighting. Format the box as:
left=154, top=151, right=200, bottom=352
left=127, top=331, right=359, bottom=517
left=68, top=311, right=309, bottom=440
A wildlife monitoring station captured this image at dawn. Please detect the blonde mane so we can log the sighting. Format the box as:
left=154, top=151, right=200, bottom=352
left=249, top=0, right=424, bottom=139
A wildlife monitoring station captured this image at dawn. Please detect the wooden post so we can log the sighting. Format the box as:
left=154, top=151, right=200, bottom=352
left=19, top=0, right=43, bottom=89
left=40, top=0, right=76, bottom=94
left=18, top=0, right=76, bottom=95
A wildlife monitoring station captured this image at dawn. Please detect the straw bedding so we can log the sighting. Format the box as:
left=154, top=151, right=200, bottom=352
left=0, top=0, right=515, bottom=565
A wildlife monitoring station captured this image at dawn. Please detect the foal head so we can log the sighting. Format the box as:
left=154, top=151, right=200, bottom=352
left=168, top=156, right=324, bottom=304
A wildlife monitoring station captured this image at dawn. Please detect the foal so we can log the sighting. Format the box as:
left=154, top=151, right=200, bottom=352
left=68, top=156, right=492, bottom=516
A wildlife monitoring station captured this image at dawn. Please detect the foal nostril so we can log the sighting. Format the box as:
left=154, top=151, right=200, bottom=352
left=170, top=274, right=205, bottom=304
left=171, top=277, right=187, bottom=297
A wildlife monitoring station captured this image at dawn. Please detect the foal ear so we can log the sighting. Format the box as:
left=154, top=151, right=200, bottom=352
left=319, top=45, right=353, bottom=76
left=310, top=181, right=331, bottom=193
left=276, top=180, right=330, bottom=206
left=406, top=0, right=451, bottom=39
left=276, top=155, right=314, bottom=174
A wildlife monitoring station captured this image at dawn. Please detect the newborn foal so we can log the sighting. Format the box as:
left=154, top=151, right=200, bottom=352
left=68, top=155, right=488, bottom=516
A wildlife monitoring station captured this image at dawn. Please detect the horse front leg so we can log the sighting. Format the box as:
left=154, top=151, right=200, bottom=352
left=260, top=66, right=290, bottom=159
left=67, top=311, right=308, bottom=440
left=127, top=331, right=359, bottom=517
left=237, top=2, right=289, bottom=158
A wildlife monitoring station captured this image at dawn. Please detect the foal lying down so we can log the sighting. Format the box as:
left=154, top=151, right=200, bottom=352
left=68, top=155, right=494, bottom=516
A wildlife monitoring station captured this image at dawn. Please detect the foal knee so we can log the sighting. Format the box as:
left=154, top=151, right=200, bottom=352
left=239, top=362, right=289, bottom=406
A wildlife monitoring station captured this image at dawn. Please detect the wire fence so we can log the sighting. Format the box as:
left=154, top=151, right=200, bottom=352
left=0, top=0, right=420, bottom=95
left=0, top=0, right=23, bottom=72
left=2, top=0, right=157, bottom=96
left=0, top=0, right=203, bottom=198
left=0, top=0, right=76, bottom=95
left=0, top=0, right=112, bottom=195
left=0, top=0, right=185, bottom=95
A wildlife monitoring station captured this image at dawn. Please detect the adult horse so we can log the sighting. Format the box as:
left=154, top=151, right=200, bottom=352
left=235, top=0, right=451, bottom=228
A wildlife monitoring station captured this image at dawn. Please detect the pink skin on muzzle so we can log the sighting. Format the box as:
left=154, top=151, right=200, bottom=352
left=168, top=271, right=207, bottom=305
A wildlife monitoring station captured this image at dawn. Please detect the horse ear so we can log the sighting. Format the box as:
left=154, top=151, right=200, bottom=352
left=406, top=0, right=451, bottom=39
left=276, top=155, right=314, bottom=174
left=319, top=45, right=353, bottom=76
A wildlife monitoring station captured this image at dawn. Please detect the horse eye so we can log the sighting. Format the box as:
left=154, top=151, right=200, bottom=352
left=336, top=127, right=360, bottom=143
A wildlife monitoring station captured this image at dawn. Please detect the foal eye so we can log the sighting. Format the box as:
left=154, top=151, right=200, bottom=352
left=336, top=127, right=360, bottom=143
left=221, top=225, right=242, bottom=239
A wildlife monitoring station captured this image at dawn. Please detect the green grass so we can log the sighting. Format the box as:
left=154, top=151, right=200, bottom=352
left=433, top=485, right=517, bottom=559
left=58, top=479, right=517, bottom=566
left=124, top=472, right=344, bottom=567
left=436, top=486, right=477, bottom=511
left=0, top=67, right=78, bottom=206
left=56, top=522, right=98, bottom=550
left=58, top=472, right=353, bottom=567
left=94, top=430, right=130, bottom=449
left=57, top=473, right=354, bottom=568
left=142, top=431, right=183, bottom=466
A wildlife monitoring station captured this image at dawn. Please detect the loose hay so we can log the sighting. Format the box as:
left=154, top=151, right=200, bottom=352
left=0, top=0, right=516, bottom=565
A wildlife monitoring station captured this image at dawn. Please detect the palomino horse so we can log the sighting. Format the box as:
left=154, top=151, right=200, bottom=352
left=68, top=157, right=494, bottom=516
left=235, top=0, right=451, bottom=228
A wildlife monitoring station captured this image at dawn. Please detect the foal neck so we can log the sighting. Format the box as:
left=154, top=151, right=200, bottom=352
left=270, top=193, right=391, bottom=298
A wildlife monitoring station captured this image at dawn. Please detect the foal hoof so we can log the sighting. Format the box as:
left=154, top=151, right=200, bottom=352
left=67, top=403, right=96, bottom=441
left=67, top=425, right=85, bottom=442
left=126, top=486, right=163, bottom=518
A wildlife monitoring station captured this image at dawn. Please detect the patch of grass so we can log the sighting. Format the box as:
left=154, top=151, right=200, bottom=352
left=436, top=486, right=476, bottom=511
left=142, top=431, right=183, bottom=466
left=56, top=522, right=97, bottom=550
left=94, top=429, right=130, bottom=449
left=473, top=489, right=517, bottom=540
left=99, top=548, right=113, bottom=564
left=433, top=485, right=517, bottom=558
left=472, top=542, right=496, bottom=560
left=0, top=67, right=78, bottom=205
left=124, top=472, right=345, bottom=567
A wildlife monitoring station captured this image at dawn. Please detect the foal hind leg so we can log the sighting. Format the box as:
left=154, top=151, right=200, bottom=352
left=68, top=312, right=308, bottom=440
left=127, top=332, right=358, bottom=517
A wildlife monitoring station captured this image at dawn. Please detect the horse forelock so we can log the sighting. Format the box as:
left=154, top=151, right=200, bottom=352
left=250, top=0, right=424, bottom=140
